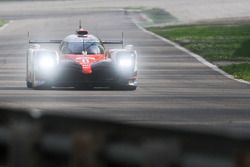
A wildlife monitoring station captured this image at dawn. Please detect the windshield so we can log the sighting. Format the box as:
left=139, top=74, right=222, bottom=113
left=61, top=42, right=104, bottom=55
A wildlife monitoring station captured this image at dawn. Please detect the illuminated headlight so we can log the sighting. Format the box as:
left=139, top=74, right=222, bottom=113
left=38, top=56, right=55, bottom=69
left=118, top=58, right=132, bottom=68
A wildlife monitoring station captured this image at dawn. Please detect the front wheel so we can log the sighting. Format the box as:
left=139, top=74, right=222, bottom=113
left=74, top=84, right=93, bottom=90
left=122, top=85, right=137, bottom=90
left=32, top=70, right=51, bottom=90
left=111, top=83, right=137, bottom=90
left=26, top=81, right=32, bottom=88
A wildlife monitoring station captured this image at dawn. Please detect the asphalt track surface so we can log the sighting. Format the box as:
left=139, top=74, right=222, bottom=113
left=0, top=7, right=250, bottom=133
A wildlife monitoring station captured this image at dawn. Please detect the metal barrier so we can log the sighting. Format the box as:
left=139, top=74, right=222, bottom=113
left=0, top=108, right=250, bottom=167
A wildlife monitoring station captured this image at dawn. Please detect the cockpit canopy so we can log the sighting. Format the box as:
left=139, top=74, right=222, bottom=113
left=60, top=42, right=104, bottom=55
left=60, top=34, right=104, bottom=55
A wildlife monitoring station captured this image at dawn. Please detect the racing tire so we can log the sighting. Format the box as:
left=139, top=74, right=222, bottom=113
left=125, top=85, right=137, bottom=90
left=111, top=84, right=137, bottom=91
left=32, top=70, right=51, bottom=90
left=74, top=84, right=93, bottom=90
left=26, top=81, right=32, bottom=88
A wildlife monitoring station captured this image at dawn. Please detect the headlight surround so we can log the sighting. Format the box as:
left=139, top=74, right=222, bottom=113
left=38, top=56, right=55, bottom=70
left=118, top=58, right=133, bottom=68
left=117, top=52, right=135, bottom=70
left=113, top=50, right=137, bottom=75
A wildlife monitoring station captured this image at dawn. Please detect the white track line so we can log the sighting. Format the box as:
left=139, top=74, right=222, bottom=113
left=132, top=19, right=250, bottom=85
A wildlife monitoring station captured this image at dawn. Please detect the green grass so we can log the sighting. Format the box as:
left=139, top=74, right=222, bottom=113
left=147, top=24, right=250, bottom=82
left=221, top=63, right=250, bottom=81
left=143, top=8, right=177, bottom=24
left=148, top=24, right=250, bottom=61
left=0, top=19, right=7, bottom=27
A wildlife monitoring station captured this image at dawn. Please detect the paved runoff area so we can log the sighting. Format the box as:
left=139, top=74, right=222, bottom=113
left=0, top=0, right=250, bottom=133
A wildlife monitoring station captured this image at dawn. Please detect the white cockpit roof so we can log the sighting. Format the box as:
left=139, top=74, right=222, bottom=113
left=63, top=34, right=100, bottom=43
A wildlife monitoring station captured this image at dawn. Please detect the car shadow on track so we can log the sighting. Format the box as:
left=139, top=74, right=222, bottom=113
left=0, top=86, right=136, bottom=91
left=0, top=87, right=29, bottom=91
left=50, top=87, right=136, bottom=91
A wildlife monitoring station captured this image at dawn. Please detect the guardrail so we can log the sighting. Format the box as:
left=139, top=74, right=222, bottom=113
left=0, top=108, right=250, bottom=167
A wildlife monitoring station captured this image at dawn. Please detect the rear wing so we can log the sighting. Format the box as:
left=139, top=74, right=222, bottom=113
left=29, top=40, right=62, bottom=44
left=102, top=40, right=124, bottom=48
left=102, top=40, right=123, bottom=45
left=28, top=40, right=122, bottom=44
left=101, top=32, right=124, bottom=47
left=28, top=32, right=124, bottom=47
left=27, top=32, right=62, bottom=45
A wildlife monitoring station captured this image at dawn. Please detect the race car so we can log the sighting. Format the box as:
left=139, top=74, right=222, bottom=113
left=26, top=27, right=137, bottom=90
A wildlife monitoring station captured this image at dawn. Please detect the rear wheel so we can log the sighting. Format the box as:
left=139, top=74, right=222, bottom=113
left=111, top=83, right=137, bottom=90
left=26, top=81, right=32, bottom=88
left=124, top=85, right=137, bottom=90
left=117, top=85, right=137, bottom=90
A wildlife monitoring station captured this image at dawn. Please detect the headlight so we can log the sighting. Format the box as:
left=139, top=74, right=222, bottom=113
left=38, top=56, right=55, bottom=69
left=118, top=58, right=132, bottom=68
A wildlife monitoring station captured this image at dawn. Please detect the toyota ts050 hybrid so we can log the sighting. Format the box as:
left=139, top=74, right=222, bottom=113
left=26, top=26, right=137, bottom=90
